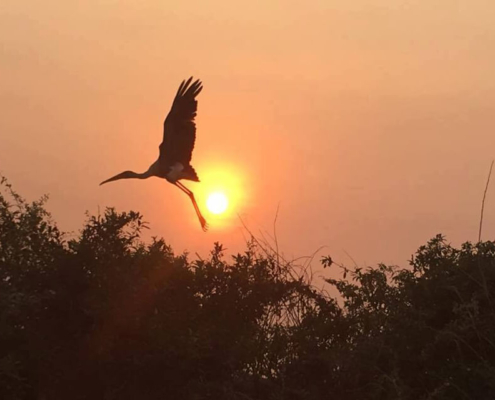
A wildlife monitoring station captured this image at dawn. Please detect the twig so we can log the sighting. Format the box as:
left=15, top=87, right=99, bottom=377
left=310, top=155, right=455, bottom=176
left=478, top=160, right=494, bottom=242
left=343, top=249, right=359, bottom=268
left=274, top=203, right=280, bottom=271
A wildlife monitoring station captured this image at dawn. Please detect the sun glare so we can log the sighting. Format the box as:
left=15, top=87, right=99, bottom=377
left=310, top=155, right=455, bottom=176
left=195, top=163, right=247, bottom=228
left=206, top=192, right=228, bottom=214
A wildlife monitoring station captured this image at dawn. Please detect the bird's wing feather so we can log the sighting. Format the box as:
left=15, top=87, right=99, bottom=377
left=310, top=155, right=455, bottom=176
left=160, top=77, right=203, bottom=166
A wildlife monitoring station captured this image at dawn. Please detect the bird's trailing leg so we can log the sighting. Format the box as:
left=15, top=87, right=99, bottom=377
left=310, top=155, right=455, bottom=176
left=175, top=181, right=208, bottom=231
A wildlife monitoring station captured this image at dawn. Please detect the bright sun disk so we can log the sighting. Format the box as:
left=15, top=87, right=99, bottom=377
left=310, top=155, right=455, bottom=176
left=206, top=192, right=228, bottom=214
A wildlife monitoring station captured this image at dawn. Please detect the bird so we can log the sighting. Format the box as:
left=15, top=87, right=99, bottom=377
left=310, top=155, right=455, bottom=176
left=100, top=77, right=208, bottom=231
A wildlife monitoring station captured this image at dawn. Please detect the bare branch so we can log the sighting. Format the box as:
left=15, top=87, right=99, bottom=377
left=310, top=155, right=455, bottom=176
left=479, top=160, right=494, bottom=242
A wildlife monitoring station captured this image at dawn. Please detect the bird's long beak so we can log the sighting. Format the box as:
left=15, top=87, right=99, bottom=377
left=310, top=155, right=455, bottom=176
left=100, top=178, right=112, bottom=186
left=100, top=177, right=114, bottom=186
left=100, top=171, right=129, bottom=186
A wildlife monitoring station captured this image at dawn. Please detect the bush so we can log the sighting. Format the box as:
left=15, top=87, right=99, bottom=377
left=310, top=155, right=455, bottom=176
left=2, top=178, right=495, bottom=399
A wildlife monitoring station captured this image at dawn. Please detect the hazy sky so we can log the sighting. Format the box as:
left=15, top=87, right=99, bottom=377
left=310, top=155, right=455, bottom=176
left=2, top=0, right=495, bottom=271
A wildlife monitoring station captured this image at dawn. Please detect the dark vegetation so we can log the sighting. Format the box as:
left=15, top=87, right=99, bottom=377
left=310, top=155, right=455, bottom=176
left=2, top=177, right=495, bottom=400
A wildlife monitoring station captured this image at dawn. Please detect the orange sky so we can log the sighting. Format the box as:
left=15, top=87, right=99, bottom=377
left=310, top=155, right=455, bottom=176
left=2, top=1, right=495, bottom=270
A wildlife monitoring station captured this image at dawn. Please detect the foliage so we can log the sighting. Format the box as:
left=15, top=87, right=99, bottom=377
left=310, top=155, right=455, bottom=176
left=2, top=178, right=495, bottom=399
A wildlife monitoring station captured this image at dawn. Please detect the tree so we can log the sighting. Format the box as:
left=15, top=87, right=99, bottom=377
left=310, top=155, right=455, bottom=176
left=2, top=178, right=495, bottom=399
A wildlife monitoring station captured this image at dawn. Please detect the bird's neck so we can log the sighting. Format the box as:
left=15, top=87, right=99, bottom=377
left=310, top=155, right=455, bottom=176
left=132, top=170, right=152, bottom=179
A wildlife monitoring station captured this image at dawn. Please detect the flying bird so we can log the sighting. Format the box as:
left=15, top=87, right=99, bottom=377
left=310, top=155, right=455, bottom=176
left=100, top=77, right=208, bottom=231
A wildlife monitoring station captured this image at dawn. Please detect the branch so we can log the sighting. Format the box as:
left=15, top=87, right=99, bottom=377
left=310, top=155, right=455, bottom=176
left=478, top=160, right=494, bottom=242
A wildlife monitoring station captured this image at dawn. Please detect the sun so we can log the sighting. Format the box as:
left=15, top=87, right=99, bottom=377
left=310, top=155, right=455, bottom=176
left=206, top=192, right=228, bottom=214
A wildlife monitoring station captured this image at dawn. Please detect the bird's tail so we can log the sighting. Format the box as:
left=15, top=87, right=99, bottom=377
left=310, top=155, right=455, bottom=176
left=182, top=165, right=200, bottom=182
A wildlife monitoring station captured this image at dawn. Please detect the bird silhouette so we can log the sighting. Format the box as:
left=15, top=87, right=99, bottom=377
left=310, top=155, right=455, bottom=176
left=100, top=77, right=208, bottom=231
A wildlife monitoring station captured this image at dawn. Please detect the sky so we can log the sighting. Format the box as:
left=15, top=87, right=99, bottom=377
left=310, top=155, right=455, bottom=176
left=2, top=0, right=495, bottom=273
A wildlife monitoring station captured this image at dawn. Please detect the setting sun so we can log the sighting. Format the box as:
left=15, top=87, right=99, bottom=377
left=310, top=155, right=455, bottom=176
left=195, top=163, right=247, bottom=227
left=206, top=192, right=228, bottom=214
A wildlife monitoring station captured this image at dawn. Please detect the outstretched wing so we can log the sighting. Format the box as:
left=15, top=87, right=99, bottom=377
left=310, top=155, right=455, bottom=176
left=160, top=77, right=203, bottom=166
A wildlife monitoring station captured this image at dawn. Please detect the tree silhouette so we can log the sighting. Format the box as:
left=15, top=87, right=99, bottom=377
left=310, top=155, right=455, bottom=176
left=2, top=178, right=495, bottom=399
